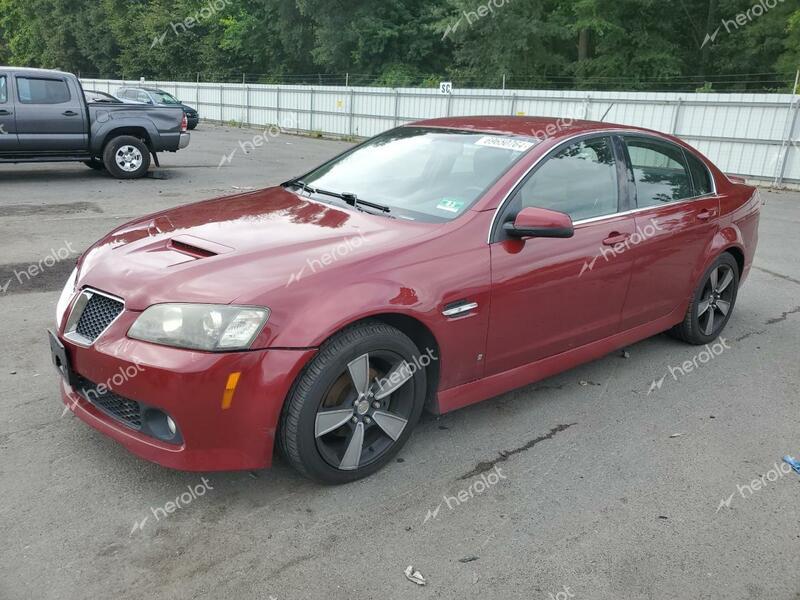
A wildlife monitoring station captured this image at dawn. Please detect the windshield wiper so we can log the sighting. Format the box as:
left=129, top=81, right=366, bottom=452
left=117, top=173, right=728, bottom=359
left=282, top=178, right=317, bottom=195
left=340, top=192, right=392, bottom=214
left=283, top=179, right=392, bottom=215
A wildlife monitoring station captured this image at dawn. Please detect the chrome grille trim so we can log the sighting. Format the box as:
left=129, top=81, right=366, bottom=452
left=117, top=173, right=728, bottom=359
left=64, top=288, right=125, bottom=346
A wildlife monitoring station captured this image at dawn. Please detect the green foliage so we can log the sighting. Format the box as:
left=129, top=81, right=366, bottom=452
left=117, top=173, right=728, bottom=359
left=0, top=0, right=796, bottom=91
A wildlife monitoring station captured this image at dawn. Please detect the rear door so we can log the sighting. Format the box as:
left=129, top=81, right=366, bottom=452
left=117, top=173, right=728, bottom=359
left=618, top=135, right=720, bottom=330
left=0, top=73, right=19, bottom=152
left=14, top=74, right=88, bottom=152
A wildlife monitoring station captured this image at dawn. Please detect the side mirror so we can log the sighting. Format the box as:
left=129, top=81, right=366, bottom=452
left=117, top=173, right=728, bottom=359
left=503, top=206, right=574, bottom=239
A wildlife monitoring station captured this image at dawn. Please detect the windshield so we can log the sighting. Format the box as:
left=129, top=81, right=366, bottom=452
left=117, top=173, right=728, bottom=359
left=153, top=91, right=180, bottom=105
left=297, top=127, right=537, bottom=222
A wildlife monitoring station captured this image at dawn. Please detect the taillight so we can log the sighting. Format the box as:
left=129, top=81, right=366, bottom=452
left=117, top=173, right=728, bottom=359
left=181, top=114, right=188, bottom=132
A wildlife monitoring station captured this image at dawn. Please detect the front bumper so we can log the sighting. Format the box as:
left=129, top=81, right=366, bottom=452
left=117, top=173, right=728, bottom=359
left=55, top=317, right=315, bottom=471
left=179, top=132, right=191, bottom=149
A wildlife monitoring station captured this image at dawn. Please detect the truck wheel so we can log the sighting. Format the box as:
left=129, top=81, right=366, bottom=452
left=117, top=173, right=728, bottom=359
left=103, top=136, right=151, bottom=179
left=84, top=158, right=105, bottom=171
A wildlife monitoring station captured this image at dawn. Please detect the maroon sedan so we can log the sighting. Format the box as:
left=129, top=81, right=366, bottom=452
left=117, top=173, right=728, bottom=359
left=50, top=117, right=761, bottom=483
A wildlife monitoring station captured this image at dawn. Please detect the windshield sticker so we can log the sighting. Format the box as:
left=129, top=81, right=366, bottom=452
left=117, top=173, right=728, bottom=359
left=436, top=199, right=466, bottom=213
left=475, top=136, right=536, bottom=153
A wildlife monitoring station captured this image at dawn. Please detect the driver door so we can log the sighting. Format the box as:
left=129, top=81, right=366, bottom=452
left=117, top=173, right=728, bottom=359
left=485, top=135, right=637, bottom=376
left=0, top=73, right=19, bottom=153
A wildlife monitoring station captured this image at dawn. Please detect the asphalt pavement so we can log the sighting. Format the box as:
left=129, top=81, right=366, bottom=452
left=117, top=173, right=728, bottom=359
left=1, top=123, right=798, bottom=600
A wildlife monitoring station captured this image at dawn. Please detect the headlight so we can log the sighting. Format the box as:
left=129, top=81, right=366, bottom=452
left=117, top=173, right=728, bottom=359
left=56, top=267, right=78, bottom=327
left=128, top=304, right=270, bottom=351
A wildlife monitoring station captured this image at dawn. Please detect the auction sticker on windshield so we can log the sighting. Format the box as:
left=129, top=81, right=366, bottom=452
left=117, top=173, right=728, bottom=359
left=475, top=136, right=536, bottom=152
left=436, top=198, right=466, bottom=213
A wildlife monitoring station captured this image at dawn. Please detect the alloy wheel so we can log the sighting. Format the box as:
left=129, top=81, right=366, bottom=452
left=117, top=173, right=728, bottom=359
left=115, top=145, right=144, bottom=172
left=314, top=351, right=415, bottom=471
left=697, top=264, right=735, bottom=336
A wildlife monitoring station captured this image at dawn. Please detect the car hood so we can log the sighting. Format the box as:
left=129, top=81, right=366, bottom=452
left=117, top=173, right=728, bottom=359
left=76, top=187, right=435, bottom=311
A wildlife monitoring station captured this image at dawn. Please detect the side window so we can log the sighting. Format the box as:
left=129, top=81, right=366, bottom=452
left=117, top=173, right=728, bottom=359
left=0, top=76, right=7, bottom=103
left=625, top=137, right=693, bottom=206
left=684, top=151, right=714, bottom=196
left=137, top=91, right=151, bottom=103
left=516, top=136, right=618, bottom=221
left=16, top=77, right=70, bottom=104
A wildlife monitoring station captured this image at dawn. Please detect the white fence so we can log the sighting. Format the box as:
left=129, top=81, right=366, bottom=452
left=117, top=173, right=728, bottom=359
left=83, top=78, right=800, bottom=185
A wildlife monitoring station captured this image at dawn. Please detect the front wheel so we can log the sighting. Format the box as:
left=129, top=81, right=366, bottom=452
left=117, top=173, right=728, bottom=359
left=278, top=321, right=428, bottom=484
left=103, top=135, right=151, bottom=179
left=670, top=253, right=739, bottom=345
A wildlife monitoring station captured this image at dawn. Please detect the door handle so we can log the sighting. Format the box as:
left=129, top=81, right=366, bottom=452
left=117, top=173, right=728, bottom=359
left=0, top=109, right=11, bottom=116
left=697, top=209, right=716, bottom=221
left=62, top=110, right=78, bottom=117
left=602, top=232, right=630, bottom=246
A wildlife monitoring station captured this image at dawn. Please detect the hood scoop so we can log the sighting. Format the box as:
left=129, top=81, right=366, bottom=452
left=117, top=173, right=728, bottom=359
left=118, top=234, right=236, bottom=270
left=167, top=235, right=233, bottom=258
left=168, top=235, right=234, bottom=258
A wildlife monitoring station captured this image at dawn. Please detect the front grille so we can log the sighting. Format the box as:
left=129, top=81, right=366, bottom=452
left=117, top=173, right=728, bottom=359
left=75, top=375, right=142, bottom=430
left=75, top=293, right=124, bottom=342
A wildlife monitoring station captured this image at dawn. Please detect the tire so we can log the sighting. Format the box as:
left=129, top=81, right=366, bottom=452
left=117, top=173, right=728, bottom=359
left=278, top=321, right=428, bottom=484
left=669, top=252, right=739, bottom=345
left=103, top=135, right=151, bottom=179
left=84, top=158, right=105, bottom=171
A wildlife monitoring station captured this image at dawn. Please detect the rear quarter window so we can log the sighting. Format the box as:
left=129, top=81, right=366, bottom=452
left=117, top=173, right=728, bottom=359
left=684, top=151, right=714, bottom=196
left=0, top=76, right=7, bottom=103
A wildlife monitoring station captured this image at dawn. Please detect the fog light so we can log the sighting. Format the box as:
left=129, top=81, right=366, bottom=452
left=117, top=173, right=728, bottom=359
left=143, top=409, right=180, bottom=443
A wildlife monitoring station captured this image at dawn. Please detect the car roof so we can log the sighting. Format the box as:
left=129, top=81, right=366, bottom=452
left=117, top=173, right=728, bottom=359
left=408, top=116, right=658, bottom=141
left=119, top=86, right=165, bottom=93
left=0, top=66, right=72, bottom=77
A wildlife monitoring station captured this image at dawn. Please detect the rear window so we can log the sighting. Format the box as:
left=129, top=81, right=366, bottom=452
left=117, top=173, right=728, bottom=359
left=17, top=77, right=70, bottom=104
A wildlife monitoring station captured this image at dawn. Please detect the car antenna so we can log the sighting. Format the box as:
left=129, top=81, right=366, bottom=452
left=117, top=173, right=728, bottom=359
left=600, top=103, right=615, bottom=122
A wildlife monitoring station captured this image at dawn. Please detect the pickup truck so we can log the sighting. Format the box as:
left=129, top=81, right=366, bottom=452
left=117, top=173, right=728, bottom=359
left=0, top=67, right=190, bottom=179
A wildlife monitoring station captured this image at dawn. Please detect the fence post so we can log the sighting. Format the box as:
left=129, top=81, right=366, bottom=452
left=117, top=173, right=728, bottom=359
left=277, top=86, right=282, bottom=129
left=778, top=97, right=800, bottom=185
left=772, top=69, right=800, bottom=185
left=310, top=87, right=315, bottom=133
left=510, top=93, right=518, bottom=116
left=219, top=84, right=224, bottom=123
left=245, top=84, right=251, bottom=127
left=446, top=91, right=453, bottom=117
left=671, top=98, right=683, bottom=134
left=583, top=94, right=592, bottom=120
left=349, top=88, right=355, bottom=138
left=394, top=89, right=400, bottom=127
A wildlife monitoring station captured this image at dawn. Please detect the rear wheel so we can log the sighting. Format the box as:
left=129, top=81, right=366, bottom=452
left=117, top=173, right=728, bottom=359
left=670, top=253, right=739, bottom=345
left=278, top=321, right=427, bottom=484
left=103, top=135, right=151, bottom=179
